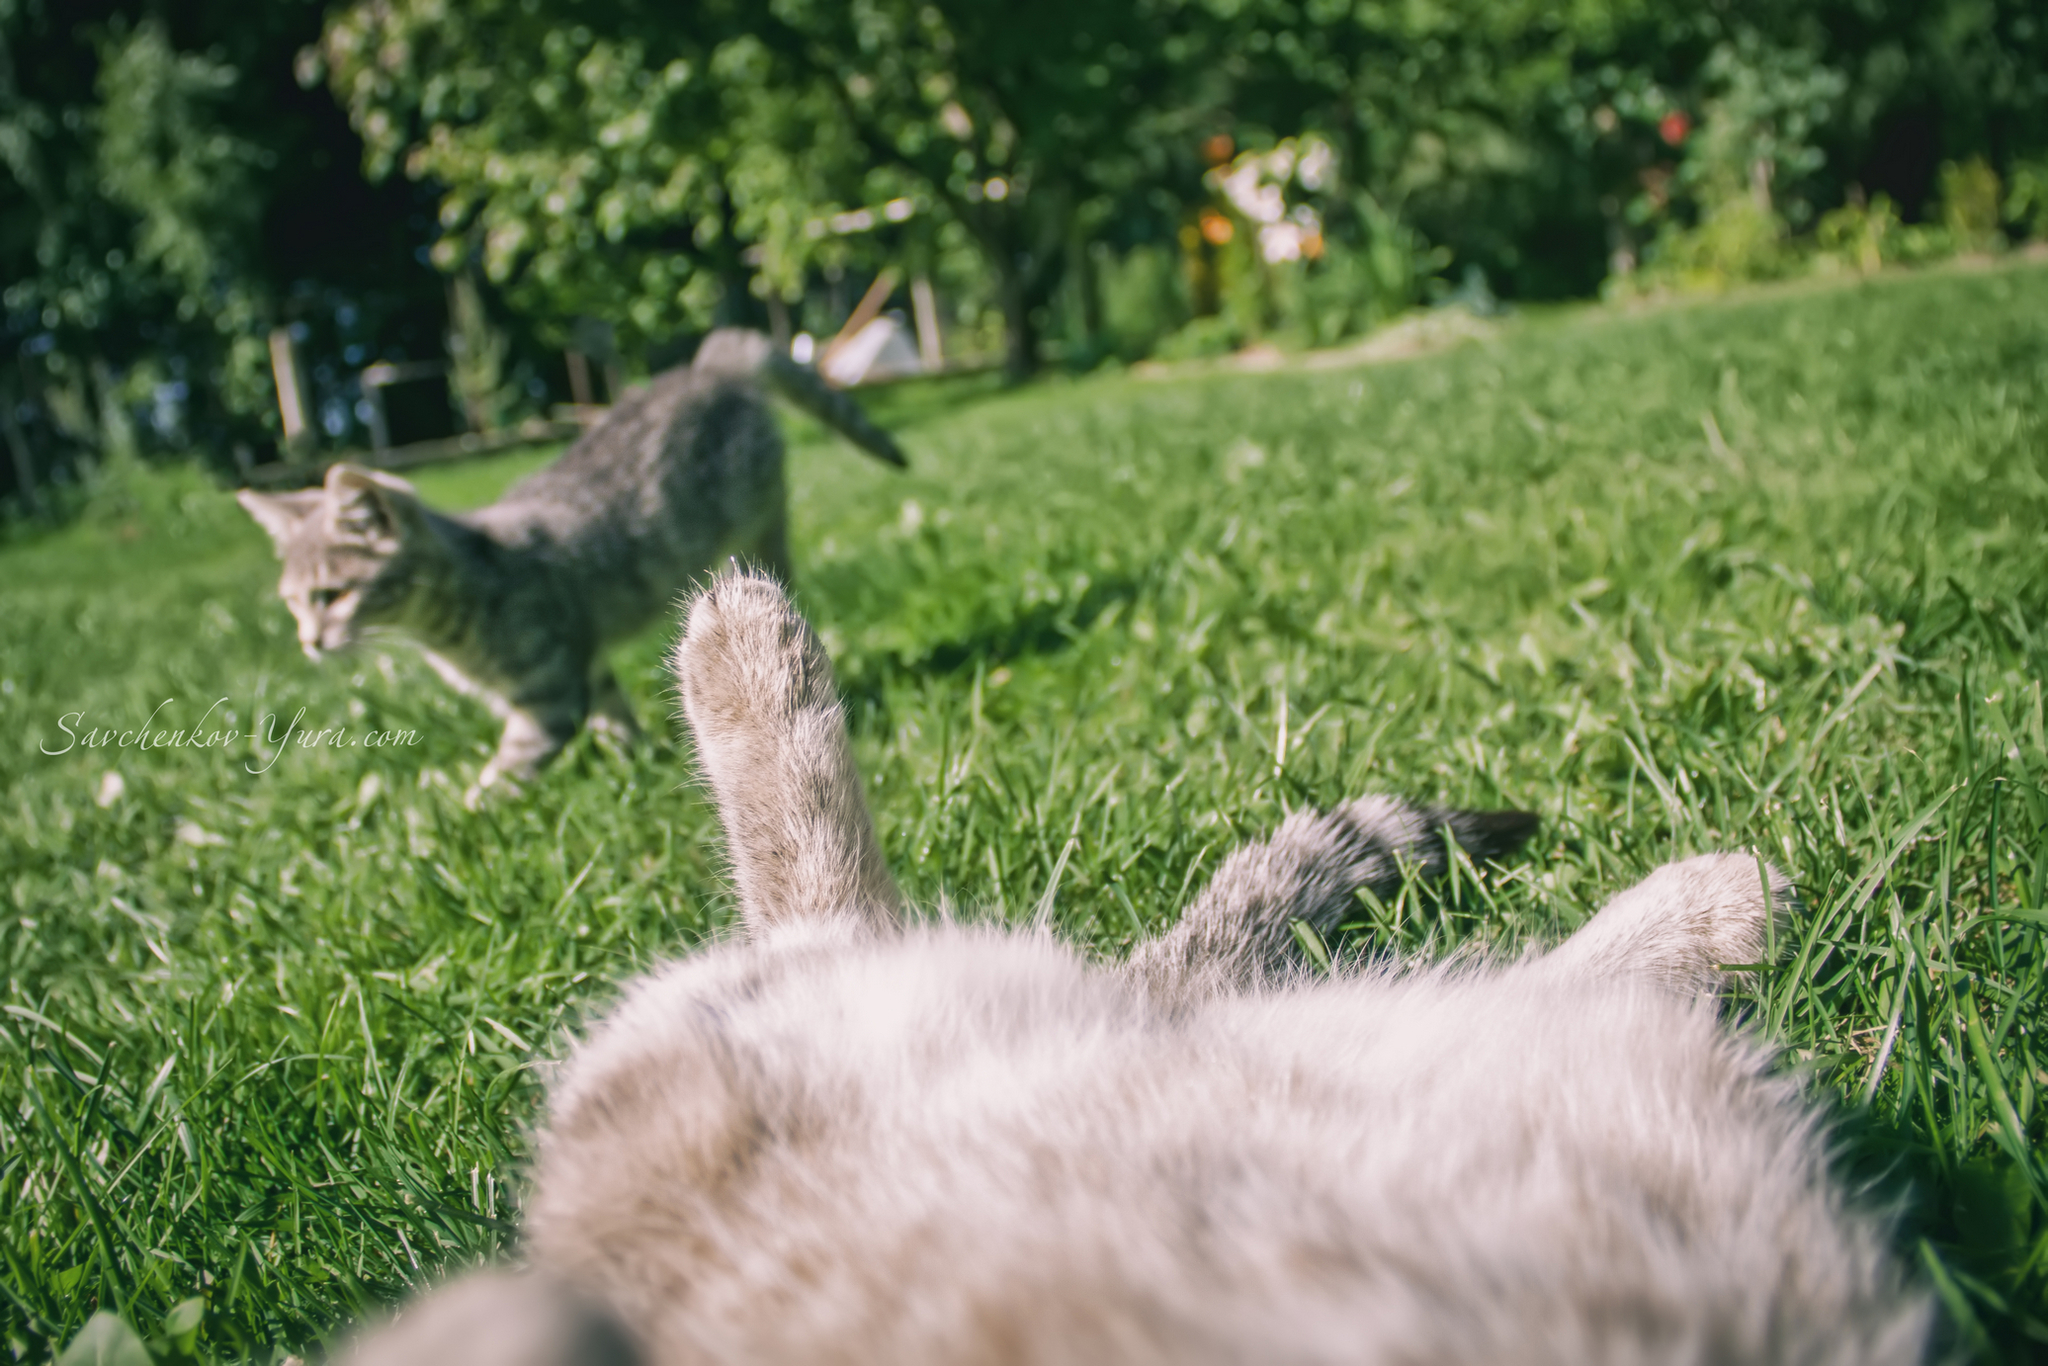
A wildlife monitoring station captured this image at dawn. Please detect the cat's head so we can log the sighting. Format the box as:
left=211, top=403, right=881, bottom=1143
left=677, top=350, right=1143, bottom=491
left=237, top=464, right=431, bottom=661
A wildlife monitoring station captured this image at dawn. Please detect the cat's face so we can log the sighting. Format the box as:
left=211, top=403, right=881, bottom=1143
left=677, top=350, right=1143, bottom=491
left=238, top=466, right=427, bottom=661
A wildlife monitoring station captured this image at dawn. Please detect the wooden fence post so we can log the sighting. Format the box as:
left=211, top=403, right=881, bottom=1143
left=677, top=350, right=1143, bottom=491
left=269, top=328, right=313, bottom=457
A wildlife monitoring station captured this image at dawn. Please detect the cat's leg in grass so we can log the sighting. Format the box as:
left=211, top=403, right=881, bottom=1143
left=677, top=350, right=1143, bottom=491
left=1126, top=798, right=1538, bottom=1001
left=470, top=700, right=583, bottom=805
left=586, top=665, right=643, bottom=746
left=1537, top=852, right=1794, bottom=995
left=418, top=644, right=585, bottom=802
left=741, top=507, right=795, bottom=585
left=674, top=568, right=901, bottom=934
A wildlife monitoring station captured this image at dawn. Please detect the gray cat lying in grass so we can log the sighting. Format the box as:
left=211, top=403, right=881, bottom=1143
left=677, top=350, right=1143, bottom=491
left=345, top=571, right=1929, bottom=1366
left=236, top=330, right=903, bottom=799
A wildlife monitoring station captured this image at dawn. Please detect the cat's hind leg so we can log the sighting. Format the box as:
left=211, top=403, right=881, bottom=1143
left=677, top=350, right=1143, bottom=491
left=585, top=664, right=643, bottom=746
left=469, top=702, right=582, bottom=806
left=1537, top=852, right=1794, bottom=995
left=674, top=568, right=901, bottom=934
left=740, top=506, right=795, bottom=585
left=1126, top=797, right=1537, bottom=1001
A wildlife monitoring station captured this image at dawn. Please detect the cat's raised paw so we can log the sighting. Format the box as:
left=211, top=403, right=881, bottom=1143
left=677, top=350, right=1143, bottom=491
left=674, top=570, right=835, bottom=742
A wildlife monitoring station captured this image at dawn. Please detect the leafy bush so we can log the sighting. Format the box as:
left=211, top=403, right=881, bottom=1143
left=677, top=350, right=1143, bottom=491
left=1626, top=196, right=1790, bottom=295
left=1098, top=244, right=1192, bottom=361
left=2008, top=160, right=2048, bottom=242
left=1152, top=314, right=1242, bottom=361
left=1940, top=158, right=2007, bottom=254
left=1813, top=194, right=1901, bottom=275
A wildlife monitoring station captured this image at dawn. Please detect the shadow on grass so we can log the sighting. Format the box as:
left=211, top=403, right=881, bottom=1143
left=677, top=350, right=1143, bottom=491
left=834, top=574, right=1144, bottom=706
left=1829, top=1101, right=2044, bottom=1362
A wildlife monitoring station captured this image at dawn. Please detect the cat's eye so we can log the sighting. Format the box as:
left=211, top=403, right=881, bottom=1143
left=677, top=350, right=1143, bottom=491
left=308, top=588, right=342, bottom=609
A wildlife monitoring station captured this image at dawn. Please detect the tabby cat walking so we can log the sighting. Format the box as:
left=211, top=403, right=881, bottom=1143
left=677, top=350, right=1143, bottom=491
left=342, top=569, right=1928, bottom=1366
left=237, top=329, right=904, bottom=799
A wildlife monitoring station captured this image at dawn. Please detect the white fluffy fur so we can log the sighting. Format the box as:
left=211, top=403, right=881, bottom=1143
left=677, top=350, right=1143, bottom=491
left=347, top=570, right=1930, bottom=1366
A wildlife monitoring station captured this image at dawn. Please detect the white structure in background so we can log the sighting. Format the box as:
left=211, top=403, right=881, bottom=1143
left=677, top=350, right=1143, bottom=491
left=819, top=314, right=923, bottom=386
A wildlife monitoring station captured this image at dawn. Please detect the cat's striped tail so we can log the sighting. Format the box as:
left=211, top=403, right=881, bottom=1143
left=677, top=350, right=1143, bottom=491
left=694, top=328, right=908, bottom=468
left=1126, top=798, right=1539, bottom=1002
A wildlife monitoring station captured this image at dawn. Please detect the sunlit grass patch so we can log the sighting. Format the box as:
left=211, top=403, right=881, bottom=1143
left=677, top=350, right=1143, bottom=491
left=4, top=264, right=2046, bottom=1361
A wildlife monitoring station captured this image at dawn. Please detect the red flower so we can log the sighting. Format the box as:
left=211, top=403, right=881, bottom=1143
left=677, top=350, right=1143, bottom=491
left=1659, top=111, right=1691, bottom=147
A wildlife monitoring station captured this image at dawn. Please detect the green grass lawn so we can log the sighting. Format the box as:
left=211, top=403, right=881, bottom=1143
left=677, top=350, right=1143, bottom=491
left=5, top=264, right=2047, bottom=1363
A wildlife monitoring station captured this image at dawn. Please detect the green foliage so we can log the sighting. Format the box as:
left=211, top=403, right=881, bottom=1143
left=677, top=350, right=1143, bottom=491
left=2008, top=161, right=2048, bottom=242
left=7, top=0, right=2048, bottom=479
left=1682, top=33, right=1847, bottom=229
left=1613, top=31, right=1852, bottom=293
left=319, top=0, right=735, bottom=344
left=1297, top=195, right=1451, bottom=346
left=1638, top=149, right=2025, bottom=295
left=317, top=0, right=1203, bottom=375
left=1813, top=194, right=1902, bottom=275
left=1097, top=244, right=1191, bottom=362
left=94, top=20, right=266, bottom=314
left=444, top=274, right=514, bottom=436
left=4, top=266, right=2047, bottom=1360
left=1182, top=137, right=1449, bottom=354
left=1153, top=314, right=1242, bottom=362
left=0, top=0, right=461, bottom=477
left=3, top=11, right=279, bottom=438
left=1940, top=157, right=2007, bottom=253
left=60, top=13, right=291, bottom=458
left=1630, top=196, right=1791, bottom=293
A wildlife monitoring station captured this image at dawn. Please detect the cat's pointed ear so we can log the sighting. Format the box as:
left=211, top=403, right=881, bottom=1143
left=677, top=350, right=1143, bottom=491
left=236, top=488, right=324, bottom=552
left=324, top=463, right=424, bottom=549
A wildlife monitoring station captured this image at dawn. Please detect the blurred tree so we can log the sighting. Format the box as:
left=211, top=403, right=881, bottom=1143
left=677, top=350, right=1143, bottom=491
left=95, top=16, right=273, bottom=423
left=1199, top=0, right=1723, bottom=298
left=1206, top=0, right=2047, bottom=299
left=319, top=0, right=737, bottom=355
left=321, top=0, right=1210, bottom=379
left=0, top=0, right=453, bottom=489
left=1795, top=0, right=2048, bottom=216
left=747, top=1, right=1207, bottom=378
left=4, top=0, right=2044, bottom=502
left=0, top=0, right=192, bottom=475
left=318, top=0, right=2048, bottom=365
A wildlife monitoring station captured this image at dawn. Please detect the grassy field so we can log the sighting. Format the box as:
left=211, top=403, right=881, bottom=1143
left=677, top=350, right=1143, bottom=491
left=4, top=264, right=2047, bottom=1362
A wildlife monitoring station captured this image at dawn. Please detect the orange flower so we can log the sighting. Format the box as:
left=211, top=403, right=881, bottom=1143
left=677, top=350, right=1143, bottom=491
left=1199, top=210, right=1235, bottom=245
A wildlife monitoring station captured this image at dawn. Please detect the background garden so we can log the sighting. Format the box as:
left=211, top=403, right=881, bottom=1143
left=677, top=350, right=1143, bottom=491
left=2, top=0, right=2047, bottom=493
left=4, top=1, right=2048, bottom=1363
